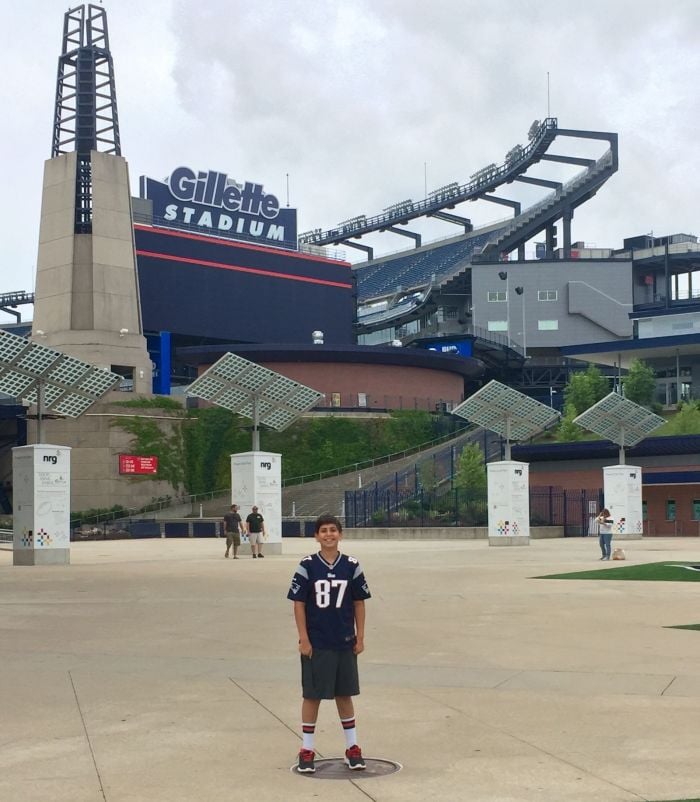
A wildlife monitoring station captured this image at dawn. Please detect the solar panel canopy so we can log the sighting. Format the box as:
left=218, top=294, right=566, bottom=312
left=186, top=352, right=323, bottom=431
left=573, top=392, right=665, bottom=447
left=452, top=380, right=560, bottom=441
left=0, top=330, right=121, bottom=417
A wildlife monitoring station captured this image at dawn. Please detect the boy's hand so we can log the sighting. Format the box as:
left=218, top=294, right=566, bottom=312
left=353, top=637, right=364, bottom=655
left=299, top=638, right=313, bottom=657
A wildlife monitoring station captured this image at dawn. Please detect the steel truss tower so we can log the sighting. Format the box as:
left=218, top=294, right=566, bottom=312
left=52, top=4, right=121, bottom=234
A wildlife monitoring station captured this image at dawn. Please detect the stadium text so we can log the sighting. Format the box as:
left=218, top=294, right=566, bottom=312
left=163, top=205, right=286, bottom=240
left=168, top=168, right=281, bottom=219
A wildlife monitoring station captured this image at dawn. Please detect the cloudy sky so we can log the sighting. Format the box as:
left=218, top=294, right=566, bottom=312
left=2, top=0, right=699, bottom=308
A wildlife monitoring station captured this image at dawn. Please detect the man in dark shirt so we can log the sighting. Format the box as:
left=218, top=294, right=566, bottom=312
left=245, top=505, right=266, bottom=558
left=223, top=504, right=243, bottom=559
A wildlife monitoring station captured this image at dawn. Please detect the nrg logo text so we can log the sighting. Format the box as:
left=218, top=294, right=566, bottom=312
left=260, top=461, right=272, bottom=470
left=43, top=455, right=58, bottom=465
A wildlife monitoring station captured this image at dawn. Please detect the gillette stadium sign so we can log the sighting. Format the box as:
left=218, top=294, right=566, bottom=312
left=139, top=167, right=297, bottom=248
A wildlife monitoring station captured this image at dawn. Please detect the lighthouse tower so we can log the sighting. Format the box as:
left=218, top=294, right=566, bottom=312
left=32, top=4, right=152, bottom=394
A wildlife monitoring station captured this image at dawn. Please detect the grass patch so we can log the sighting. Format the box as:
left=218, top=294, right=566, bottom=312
left=536, top=562, right=700, bottom=582
left=665, top=624, right=700, bottom=632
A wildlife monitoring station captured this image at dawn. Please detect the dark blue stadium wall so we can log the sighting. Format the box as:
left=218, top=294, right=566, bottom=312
left=134, top=226, right=355, bottom=344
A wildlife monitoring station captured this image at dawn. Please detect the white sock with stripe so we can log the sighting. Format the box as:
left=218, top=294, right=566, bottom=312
left=302, top=722, right=315, bottom=750
left=341, top=716, right=357, bottom=748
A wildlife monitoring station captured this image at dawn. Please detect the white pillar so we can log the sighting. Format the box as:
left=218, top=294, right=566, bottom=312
left=231, top=451, right=282, bottom=554
left=487, top=460, right=530, bottom=546
left=602, top=465, right=643, bottom=540
left=13, top=445, right=72, bottom=565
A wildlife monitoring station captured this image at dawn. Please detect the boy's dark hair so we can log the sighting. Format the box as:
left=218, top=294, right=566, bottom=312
left=314, top=513, right=343, bottom=533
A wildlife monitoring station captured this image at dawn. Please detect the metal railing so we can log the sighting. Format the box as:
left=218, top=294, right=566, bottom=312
left=345, top=485, right=605, bottom=535
left=281, top=425, right=474, bottom=487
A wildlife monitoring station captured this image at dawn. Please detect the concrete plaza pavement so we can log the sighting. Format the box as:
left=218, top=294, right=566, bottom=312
left=1, top=535, right=699, bottom=802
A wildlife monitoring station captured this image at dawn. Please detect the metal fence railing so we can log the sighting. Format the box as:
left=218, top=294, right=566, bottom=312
left=282, top=425, right=474, bottom=488
left=344, top=486, right=605, bottom=536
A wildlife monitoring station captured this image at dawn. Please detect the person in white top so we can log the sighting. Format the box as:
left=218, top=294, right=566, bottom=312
left=596, top=507, right=614, bottom=560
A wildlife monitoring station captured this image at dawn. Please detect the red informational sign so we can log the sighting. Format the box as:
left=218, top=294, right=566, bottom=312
left=118, top=454, right=159, bottom=475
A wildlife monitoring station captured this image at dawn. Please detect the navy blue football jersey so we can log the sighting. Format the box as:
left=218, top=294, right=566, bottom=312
left=287, top=551, right=371, bottom=650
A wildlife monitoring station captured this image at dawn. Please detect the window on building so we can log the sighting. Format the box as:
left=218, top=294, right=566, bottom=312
left=537, top=320, right=559, bottom=330
left=331, top=393, right=341, bottom=408
left=693, top=500, right=700, bottom=521
left=357, top=393, right=367, bottom=408
left=487, top=320, right=508, bottom=332
left=358, top=328, right=392, bottom=346
left=538, top=290, right=558, bottom=301
left=666, top=499, right=676, bottom=521
left=488, top=291, right=507, bottom=302
left=642, top=500, right=648, bottom=521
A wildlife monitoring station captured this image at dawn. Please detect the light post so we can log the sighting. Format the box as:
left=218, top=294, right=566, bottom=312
left=515, top=285, right=525, bottom=356
left=498, top=270, right=509, bottom=344
left=549, top=387, right=558, bottom=408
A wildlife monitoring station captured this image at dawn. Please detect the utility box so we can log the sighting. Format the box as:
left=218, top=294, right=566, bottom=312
left=487, top=460, right=530, bottom=546
left=231, top=451, right=282, bottom=554
left=13, top=444, right=72, bottom=565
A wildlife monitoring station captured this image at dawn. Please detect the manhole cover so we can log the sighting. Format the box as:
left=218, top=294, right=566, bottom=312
left=290, top=757, right=402, bottom=780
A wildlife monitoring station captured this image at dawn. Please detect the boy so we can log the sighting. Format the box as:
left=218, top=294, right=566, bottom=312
left=287, top=514, right=371, bottom=774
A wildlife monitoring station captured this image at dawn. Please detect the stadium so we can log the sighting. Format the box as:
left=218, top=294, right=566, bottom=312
left=1, top=4, right=700, bottom=524
left=128, top=116, right=698, bottom=410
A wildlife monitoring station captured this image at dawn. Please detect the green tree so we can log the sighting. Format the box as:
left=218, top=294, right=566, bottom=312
left=622, top=359, right=656, bottom=407
left=563, top=364, right=609, bottom=415
left=454, top=443, right=487, bottom=492
left=556, top=401, right=584, bottom=442
left=659, top=401, right=700, bottom=435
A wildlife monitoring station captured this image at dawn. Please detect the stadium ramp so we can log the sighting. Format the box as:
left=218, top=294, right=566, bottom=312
left=280, top=426, right=498, bottom=520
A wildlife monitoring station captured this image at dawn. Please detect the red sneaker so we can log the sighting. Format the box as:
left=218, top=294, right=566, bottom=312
left=344, top=744, right=366, bottom=770
left=297, top=748, right=315, bottom=773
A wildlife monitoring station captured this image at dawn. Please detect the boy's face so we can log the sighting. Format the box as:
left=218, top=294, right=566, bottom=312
left=315, top=522, right=342, bottom=549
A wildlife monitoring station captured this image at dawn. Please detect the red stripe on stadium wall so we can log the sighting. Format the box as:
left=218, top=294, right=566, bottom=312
left=133, top=223, right=352, bottom=268
left=135, top=249, right=354, bottom=290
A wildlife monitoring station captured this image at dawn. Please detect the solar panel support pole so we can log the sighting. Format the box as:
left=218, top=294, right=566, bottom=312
left=36, top=379, right=45, bottom=445
left=251, top=395, right=260, bottom=452
left=619, top=428, right=625, bottom=465
left=504, top=416, right=512, bottom=460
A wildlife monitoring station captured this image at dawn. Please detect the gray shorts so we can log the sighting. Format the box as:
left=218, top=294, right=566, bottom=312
left=226, top=532, right=240, bottom=547
left=248, top=531, right=263, bottom=545
left=301, top=649, right=360, bottom=699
